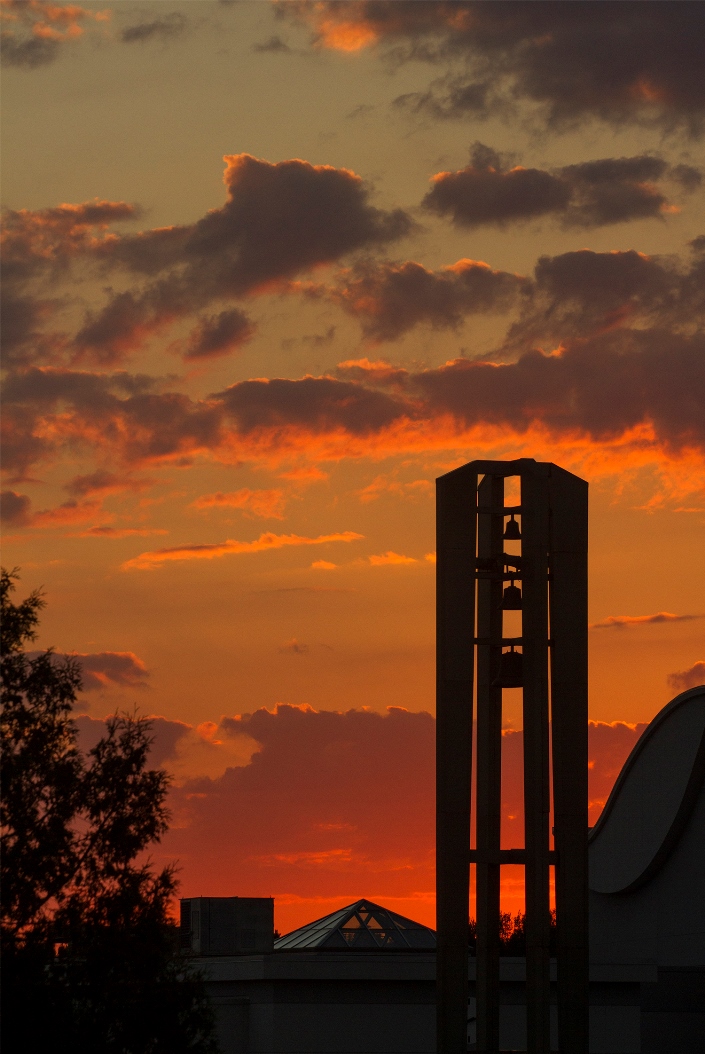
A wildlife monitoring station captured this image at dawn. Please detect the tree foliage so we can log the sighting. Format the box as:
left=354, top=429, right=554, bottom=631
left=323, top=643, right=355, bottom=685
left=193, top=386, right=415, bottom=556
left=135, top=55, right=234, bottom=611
left=0, top=569, right=217, bottom=1053
left=468, top=910, right=557, bottom=956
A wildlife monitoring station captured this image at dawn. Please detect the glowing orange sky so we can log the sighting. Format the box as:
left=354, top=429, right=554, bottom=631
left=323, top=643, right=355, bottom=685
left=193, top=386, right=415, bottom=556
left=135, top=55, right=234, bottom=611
left=2, top=0, right=704, bottom=933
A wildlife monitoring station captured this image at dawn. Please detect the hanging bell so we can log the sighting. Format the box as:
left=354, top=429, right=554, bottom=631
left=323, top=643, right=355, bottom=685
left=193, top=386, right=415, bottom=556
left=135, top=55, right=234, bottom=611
left=501, top=580, right=522, bottom=610
left=492, top=647, right=523, bottom=688
left=504, top=514, right=521, bottom=540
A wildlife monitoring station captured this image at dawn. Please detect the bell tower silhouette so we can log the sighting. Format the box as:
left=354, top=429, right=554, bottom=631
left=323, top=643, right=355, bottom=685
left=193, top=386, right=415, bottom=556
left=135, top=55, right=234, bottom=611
left=436, top=459, right=588, bottom=1053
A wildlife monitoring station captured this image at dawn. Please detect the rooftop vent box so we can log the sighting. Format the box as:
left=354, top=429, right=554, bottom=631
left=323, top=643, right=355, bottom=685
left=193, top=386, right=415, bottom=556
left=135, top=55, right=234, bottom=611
left=180, top=897, right=274, bottom=956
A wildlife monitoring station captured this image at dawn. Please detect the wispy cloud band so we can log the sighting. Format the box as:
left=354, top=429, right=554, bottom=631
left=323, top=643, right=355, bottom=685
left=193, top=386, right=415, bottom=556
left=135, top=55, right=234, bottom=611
left=122, top=530, right=364, bottom=570
left=590, top=611, right=704, bottom=630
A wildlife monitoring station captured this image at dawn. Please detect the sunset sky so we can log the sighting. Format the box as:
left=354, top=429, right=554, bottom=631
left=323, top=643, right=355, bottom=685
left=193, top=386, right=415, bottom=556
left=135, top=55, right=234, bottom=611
left=2, top=0, right=704, bottom=932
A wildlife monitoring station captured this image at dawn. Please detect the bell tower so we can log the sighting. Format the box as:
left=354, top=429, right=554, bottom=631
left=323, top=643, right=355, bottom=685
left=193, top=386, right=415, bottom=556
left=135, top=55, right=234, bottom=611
left=436, top=459, right=588, bottom=1053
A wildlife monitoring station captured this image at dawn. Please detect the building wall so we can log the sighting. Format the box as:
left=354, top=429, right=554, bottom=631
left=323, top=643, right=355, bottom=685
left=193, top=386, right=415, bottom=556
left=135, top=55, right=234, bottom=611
left=200, top=956, right=647, bottom=1054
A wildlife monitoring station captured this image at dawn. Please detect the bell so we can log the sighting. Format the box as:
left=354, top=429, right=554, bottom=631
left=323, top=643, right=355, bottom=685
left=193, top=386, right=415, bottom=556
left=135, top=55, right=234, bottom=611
left=501, top=581, right=522, bottom=610
left=492, top=647, right=523, bottom=688
left=504, top=514, right=521, bottom=540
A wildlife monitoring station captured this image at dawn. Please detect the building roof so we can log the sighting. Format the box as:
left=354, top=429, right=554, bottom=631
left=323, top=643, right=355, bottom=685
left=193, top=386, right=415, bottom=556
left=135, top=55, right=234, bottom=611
left=589, top=684, right=705, bottom=895
left=274, top=899, right=437, bottom=951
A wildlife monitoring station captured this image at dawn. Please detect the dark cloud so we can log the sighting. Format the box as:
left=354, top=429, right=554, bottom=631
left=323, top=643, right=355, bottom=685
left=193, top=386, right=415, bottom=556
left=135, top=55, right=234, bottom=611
left=0, top=1, right=106, bottom=69
left=75, top=714, right=191, bottom=766
left=4, top=240, right=703, bottom=479
left=670, top=164, right=703, bottom=192
left=0, top=32, right=59, bottom=68
left=395, top=77, right=493, bottom=122
left=330, top=258, right=527, bottom=340
left=425, top=158, right=569, bottom=227
left=77, top=651, right=150, bottom=691
left=283, top=1, right=705, bottom=133
left=1, top=367, right=222, bottom=477
left=121, top=13, right=188, bottom=44
left=216, top=375, right=404, bottom=437
left=559, top=156, right=670, bottom=227
left=184, top=154, right=412, bottom=295
left=73, top=289, right=165, bottom=364
left=417, top=326, right=700, bottom=453
left=1, top=200, right=141, bottom=367
left=184, top=309, right=255, bottom=360
left=26, top=650, right=150, bottom=692
left=413, top=329, right=705, bottom=453
left=590, top=612, right=704, bottom=630
left=330, top=244, right=705, bottom=344
left=0, top=490, right=32, bottom=527
left=508, top=246, right=705, bottom=350
left=221, top=322, right=705, bottom=454
left=253, top=34, right=291, bottom=54
left=1, top=201, right=141, bottom=284
left=4, top=331, right=704, bottom=484
left=424, top=147, right=698, bottom=230
left=300, top=325, right=337, bottom=349
left=8, top=157, right=411, bottom=366
left=0, top=293, right=63, bottom=368
left=667, top=662, right=705, bottom=693
left=94, top=154, right=410, bottom=297
left=65, top=470, right=153, bottom=498
left=279, top=638, right=309, bottom=655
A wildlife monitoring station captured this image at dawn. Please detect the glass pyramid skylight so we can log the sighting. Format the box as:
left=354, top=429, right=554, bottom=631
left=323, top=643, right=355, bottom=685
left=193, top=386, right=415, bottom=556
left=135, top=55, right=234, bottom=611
left=274, top=899, right=437, bottom=950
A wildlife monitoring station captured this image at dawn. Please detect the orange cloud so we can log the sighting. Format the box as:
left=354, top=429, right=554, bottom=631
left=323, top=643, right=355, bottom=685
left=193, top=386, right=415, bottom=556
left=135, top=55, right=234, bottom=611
left=149, top=704, right=650, bottom=932
left=278, top=466, right=328, bottom=483
left=77, top=526, right=168, bottom=538
left=667, top=661, right=705, bottom=692
left=368, top=551, right=418, bottom=566
left=315, top=18, right=377, bottom=52
left=31, top=499, right=108, bottom=528
left=254, top=848, right=355, bottom=867
left=590, top=611, right=704, bottom=630
left=357, top=474, right=433, bottom=503
left=279, top=638, right=309, bottom=655
left=121, top=530, right=364, bottom=571
left=191, top=488, right=286, bottom=519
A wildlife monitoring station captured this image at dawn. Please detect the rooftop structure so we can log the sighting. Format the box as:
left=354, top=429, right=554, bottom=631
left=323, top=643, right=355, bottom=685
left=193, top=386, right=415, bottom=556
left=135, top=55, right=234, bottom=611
left=274, top=899, right=437, bottom=951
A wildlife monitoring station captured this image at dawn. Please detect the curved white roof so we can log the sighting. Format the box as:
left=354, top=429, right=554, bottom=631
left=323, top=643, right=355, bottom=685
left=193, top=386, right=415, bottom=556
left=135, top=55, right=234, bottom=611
left=588, top=685, right=705, bottom=894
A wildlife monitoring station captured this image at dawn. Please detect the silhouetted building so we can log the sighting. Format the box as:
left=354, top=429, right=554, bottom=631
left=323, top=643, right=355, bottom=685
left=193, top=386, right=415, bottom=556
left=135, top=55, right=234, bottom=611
left=183, top=685, right=705, bottom=1053
left=588, top=685, right=705, bottom=1052
left=180, top=897, right=273, bottom=956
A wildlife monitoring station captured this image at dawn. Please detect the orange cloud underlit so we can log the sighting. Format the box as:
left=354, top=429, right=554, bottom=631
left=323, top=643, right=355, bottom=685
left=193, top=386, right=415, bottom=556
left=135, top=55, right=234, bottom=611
left=89, top=705, right=650, bottom=932
left=590, top=611, right=704, bottom=630
left=121, top=530, right=364, bottom=570
left=368, top=551, right=418, bottom=566
left=77, top=526, right=169, bottom=538
left=315, top=18, right=378, bottom=52
left=191, top=488, right=286, bottom=519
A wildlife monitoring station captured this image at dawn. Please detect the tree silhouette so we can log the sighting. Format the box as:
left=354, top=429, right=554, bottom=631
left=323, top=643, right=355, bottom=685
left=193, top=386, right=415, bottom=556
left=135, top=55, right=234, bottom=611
left=1, top=569, right=217, bottom=1053
left=469, top=911, right=557, bottom=956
